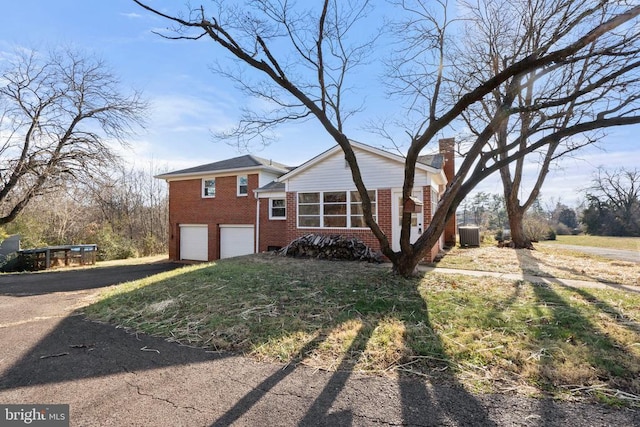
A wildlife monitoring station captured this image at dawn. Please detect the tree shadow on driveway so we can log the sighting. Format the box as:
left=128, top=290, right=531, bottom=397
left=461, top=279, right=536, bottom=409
left=0, top=262, right=183, bottom=296
left=0, top=315, right=231, bottom=390
left=2, top=255, right=639, bottom=426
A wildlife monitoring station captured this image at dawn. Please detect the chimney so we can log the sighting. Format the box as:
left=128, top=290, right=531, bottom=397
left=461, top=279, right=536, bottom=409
left=439, top=137, right=455, bottom=184
left=439, top=138, right=457, bottom=247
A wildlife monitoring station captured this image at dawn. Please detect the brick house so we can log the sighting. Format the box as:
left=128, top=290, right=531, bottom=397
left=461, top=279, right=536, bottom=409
left=156, top=139, right=456, bottom=262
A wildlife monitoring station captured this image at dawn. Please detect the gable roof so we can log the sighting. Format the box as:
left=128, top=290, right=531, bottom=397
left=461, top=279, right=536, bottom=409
left=276, top=140, right=444, bottom=182
left=156, top=154, right=291, bottom=180
left=417, top=154, right=444, bottom=170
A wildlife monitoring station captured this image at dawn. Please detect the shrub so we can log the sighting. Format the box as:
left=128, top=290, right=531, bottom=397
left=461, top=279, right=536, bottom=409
left=92, top=225, right=138, bottom=261
left=546, top=229, right=557, bottom=241
left=554, top=222, right=572, bottom=235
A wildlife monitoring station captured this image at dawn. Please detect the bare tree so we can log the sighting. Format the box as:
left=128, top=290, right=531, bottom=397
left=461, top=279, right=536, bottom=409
left=0, top=48, right=147, bottom=225
left=134, top=0, right=640, bottom=276
left=582, top=167, right=640, bottom=236
left=455, top=0, right=640, bottom=248
left=86, top=162, right=169, bottom=256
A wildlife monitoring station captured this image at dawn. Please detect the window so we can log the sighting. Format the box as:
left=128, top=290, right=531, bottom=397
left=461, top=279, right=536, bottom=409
left=270, top=198, right=286, bottom=219
left=237, top=175, right=248, bottom=196
left=323, top=191, right=347, bottom=227
left=350, top=190, right=377, bottom=227
left=298, top=190, right=376, bottom=228
left=203, top=178, right=216, bottom=198
left=298, top=192, right=320, bottom=227
left=431, top=188, right=439, bottom=219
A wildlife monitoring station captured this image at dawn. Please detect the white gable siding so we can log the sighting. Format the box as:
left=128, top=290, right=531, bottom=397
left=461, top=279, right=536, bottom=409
left=286, top=148, right=432, bottom=192
left=259, top=171, right=283, bottom=187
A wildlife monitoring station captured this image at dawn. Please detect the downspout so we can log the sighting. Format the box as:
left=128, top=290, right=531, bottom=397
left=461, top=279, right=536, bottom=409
left=255, top=191, right=260, bottom=253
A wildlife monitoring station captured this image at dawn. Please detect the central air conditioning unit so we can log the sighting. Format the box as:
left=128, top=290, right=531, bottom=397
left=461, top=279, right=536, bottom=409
left=459, top=226, right=480, bottom=247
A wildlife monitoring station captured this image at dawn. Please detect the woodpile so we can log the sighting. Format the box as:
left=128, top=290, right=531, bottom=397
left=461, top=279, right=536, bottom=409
left=278, top=234, right=383, bottom=263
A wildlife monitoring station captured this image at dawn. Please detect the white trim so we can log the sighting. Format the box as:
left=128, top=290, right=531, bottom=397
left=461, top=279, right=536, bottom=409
left=296, top=190, right=378, bottom=229
left=202, top=177, right=216, bottom=198
left=156, top=165, right=287, bottom=181
left=257, top=190, right=286, bottom=199
left=219, top=224, right=254, bottom=229
left=269, top=197, right=287, bottom=220
left=255, top=198, right=260, bottom=252
left=237, top=174, right=248, bottom=197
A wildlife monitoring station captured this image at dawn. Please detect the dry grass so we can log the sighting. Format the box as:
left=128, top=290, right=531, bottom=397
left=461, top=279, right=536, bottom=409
left=83, top=254, right=640, bottom=406
left=434, top=245, right=640, bottom=286
left=544, top=235, right=640, bottom=251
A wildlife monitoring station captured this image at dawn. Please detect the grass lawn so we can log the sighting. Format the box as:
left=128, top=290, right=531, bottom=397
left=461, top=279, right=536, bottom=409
left=543, top=235, right=640, bottom=251
left=83, top=253, right=640, bottom=406
left=434, top=244, right=640, bottom=286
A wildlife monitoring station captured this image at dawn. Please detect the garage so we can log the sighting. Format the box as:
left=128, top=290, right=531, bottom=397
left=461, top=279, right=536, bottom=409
left=179, top=224, right=208, bottom=261
left=220, top=225, right=255, bottom=259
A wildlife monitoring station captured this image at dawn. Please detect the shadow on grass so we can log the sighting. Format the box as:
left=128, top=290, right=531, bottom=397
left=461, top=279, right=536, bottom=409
left=514, top=250, right=640, bottom=406
left=203, top=257, right=496, bottom=426
left=4, top=254, right=638, bottom=424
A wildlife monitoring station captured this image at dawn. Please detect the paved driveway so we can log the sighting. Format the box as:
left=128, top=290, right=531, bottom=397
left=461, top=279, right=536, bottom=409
left=0, top=262, right=184, bottom=296
left=1, top=262, right=639, bottom=426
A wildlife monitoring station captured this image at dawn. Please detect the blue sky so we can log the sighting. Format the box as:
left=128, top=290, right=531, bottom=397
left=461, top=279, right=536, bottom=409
left=1, top=0, right=637, bottom=207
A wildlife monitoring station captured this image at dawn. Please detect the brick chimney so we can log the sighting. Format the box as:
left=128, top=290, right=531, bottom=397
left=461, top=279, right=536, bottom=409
left=439, top=138, right=457, bottom=247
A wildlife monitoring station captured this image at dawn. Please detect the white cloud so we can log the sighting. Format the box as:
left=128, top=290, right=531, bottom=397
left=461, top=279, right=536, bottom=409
left=121, top=12, right=143, bottom=19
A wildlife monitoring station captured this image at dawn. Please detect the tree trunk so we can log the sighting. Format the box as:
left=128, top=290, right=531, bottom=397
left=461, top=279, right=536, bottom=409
left=506, top=204, right=534, bottom=249
left=391, top=252, right=422, bottom=277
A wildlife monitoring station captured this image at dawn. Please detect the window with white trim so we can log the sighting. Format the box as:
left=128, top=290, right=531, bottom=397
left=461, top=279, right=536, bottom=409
left=237, top=175, right=248, bottom=196
left=203, top=178, right=216, bottom=198
left=297, top=190, right=376, bottom=228
left=431, top=188, right=439, bottom=219
left=269, top=198, right=286, bottom=219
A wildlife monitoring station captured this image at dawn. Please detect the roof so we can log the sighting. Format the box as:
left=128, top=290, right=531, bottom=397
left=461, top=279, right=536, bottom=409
left=156, top=155, right=291, bottom=180
left=255, top=180, right=286, bottom=192
left=417, top=154, right=444, bottom=170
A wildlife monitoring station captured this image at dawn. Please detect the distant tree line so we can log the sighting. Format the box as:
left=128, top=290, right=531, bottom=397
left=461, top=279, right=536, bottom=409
left=460, top=166, right=639, bottom=241
left=2, top=162, right=168, bottom=260
left=582, top=168, right=640, bottom=237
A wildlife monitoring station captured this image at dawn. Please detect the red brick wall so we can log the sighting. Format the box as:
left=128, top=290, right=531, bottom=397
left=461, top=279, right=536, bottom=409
left=280, top=188, right=445, bottom=263
left=258, top=198, right=288, bottom=251
left=168, top=174, right=259, bottom=260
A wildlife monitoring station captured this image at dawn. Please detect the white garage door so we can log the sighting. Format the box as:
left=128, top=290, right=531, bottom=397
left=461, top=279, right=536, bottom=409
left=180, top=224, right=208, bottom=261
left=220, top=225, right=255, bottom=259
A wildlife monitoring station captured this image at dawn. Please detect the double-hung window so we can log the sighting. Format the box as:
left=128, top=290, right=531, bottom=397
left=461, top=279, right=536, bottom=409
left=270, top=198, right=286, bottom=219
left=237, top=175, right=248, bottom=196
left=203, top=178, right=216, bottom=198
left=297, top=190, right=376, bottom=228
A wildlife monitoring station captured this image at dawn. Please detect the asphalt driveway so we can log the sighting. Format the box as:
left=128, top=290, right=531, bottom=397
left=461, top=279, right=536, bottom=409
left=1, top=262, right=639, bottom=426
left=0, top=261, right=183, bottom=296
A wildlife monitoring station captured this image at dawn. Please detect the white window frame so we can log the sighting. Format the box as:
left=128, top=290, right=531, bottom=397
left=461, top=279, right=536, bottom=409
left=269, top=198, right=286, bottom=220
left=237, top=175, right=248, bottom=196
left=202, top=178, right=216, bottom=198
left=431, top=188, right=439, bottom=219
left=297, top=190, right=377, bottom=229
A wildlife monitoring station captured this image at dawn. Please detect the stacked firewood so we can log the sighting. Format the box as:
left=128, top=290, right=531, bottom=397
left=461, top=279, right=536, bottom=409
left=278, top=234, right=383, bottom=263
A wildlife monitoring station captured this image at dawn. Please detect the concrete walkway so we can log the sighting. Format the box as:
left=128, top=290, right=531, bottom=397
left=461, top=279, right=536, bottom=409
left=420, top=265, right=640, bottom=294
